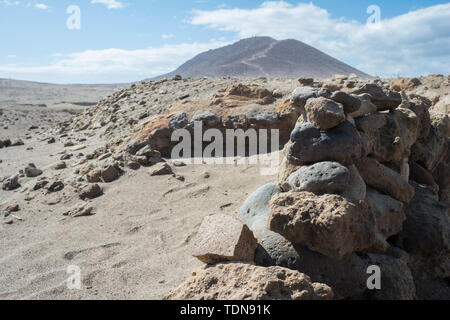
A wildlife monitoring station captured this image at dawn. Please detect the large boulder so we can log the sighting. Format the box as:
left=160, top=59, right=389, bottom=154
left=304, top=97, right=346, bottom=130
left=351, top=83, right=402, bottom=110
left=164, top=263, right=333, bottom=300
left=411, top=126, right=447, bottom=172
left=415, top=279, right=450, bottom=300
left=192, top=214, right=258, bottom=264
left=408, top=97, right=431, bottom=140
left=268, top=191, right=376, bottom=260
left=355, top=108, right=419, bottom=163
left=329, top=91, right=361, bottom=114
left=409, top=162, right=438, bottom=191
left=343, top=165, right=367, bottom=202
left=288, top=121, right=363, bottom=166
left=365, top=188, right=406, bottom=247
left=394, top=182, right=449, bottom=256
left=291, top=87, right=327, bottom=109
left=365, top=254, right=416, bottom=300
left=282, top=162, right=349, bottom=195
left=349, top=99, right=377, bottom=118
left=355, top=157, right=415, bottom=203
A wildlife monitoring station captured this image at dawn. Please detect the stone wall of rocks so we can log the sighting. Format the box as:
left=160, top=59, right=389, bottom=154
left=166, top=80, right=449, bottom=300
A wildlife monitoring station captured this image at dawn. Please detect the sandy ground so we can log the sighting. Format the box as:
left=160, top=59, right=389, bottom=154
left=0, top=113, right=273, bottom=299
left=0, top=78, right=126, bottom=111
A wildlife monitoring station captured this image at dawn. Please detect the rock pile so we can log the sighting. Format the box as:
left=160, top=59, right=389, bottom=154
left=166, top=79, right=449, bottom=300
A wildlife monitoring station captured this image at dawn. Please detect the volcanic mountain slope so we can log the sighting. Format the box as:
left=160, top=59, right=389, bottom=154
left=154, top=37, right=370, bottom=79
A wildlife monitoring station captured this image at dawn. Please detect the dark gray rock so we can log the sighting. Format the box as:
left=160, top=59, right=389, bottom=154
left=25, top=163, right=43, bottom=178
left=135, top=145, right=161, bottom=158
left=191, top=110, right=222, bottom=127
left=411, top=126, right=447, bottom=172
left=394, top=182, right=449, bottom=255
left=246, top=111, right=279, bottom=124
left=288, top=121, right=363, bottom=166
left=415, top=279, right=450, bottom=300
left=10, top=139, right=24, bottom=146
left=351, top=84, right=401, bottom=110
left=47, top=181, right=64, bottom=193
left=33, top=180, right=49, bottom=191
left=125, top=140, right=148, bottom=155
left=283, top=161, right=350, bottom=195
left=364, top=254, right=416, bottom=300
left=168, top=112, right=189, bottom=130
left=330, top=91, right=361, bottom=114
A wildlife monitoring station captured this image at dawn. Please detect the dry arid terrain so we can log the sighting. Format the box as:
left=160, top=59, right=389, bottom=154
left=0, top=74, right=449, bottom=300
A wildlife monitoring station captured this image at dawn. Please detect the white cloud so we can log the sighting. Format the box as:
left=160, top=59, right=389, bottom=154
left=0, top=40, right=230, bottom=83
left=34, top=3, right=48, bottom=10
left=91, top=0, right=124, bottom=10
left=162, top=34, right=174, bottom=39
left=1, top=0, right=20, bottom=6
left=189, top=1, right=450, bottom=77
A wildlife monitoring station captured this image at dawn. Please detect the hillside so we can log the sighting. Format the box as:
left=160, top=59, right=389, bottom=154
left=154, top=37, right=370, bottom=79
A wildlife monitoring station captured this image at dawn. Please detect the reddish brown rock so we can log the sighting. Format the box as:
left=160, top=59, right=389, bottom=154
left=164, top=263, right=333, bottom=300
left=304, top=97, right=346, bottom=130
left=268, top=191, right=377, bottom=260
left=355, top=157, right=415, bottom=203
left=101, top=165, right=120, bottom=183
left=79, top=184, right=103, bottom=200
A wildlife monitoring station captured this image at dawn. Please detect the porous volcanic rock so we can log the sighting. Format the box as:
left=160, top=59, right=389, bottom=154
left=268, top=191, right=376, bottom=260
left=288, top=121, right=363, bottom=166
left=237, top=184, right=375, bottom=300
left=164, top=262, right=333, bottom=300
left=304, top=97, right=346, bottom=130
left=283, top=161, right=350, bottom=195
left=355, top=108, right=419, bottom=163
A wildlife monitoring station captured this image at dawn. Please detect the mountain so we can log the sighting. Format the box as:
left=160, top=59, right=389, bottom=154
left=153, top=37, right=370, bottom=79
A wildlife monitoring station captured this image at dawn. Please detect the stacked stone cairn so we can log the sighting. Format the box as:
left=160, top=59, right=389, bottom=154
left=165, top=81, right=449, bottom=300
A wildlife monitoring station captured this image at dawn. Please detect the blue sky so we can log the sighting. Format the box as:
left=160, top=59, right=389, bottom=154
left=1, top=0, right=449, bottom=83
